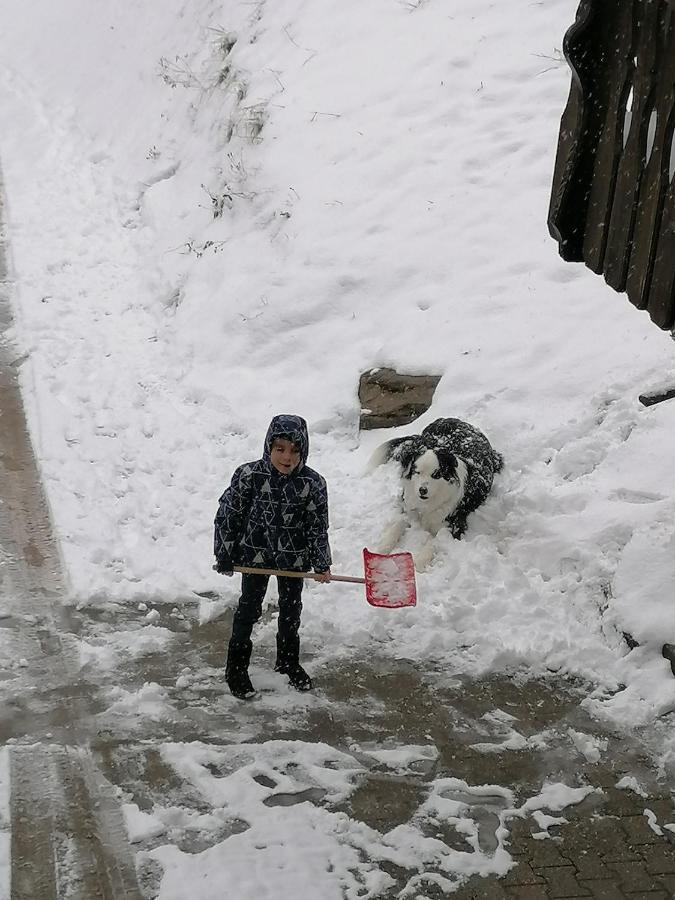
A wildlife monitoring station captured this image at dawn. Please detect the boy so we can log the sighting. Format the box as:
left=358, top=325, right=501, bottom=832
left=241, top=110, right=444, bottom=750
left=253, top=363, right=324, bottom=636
left=214, top=414, right=332, bottom=700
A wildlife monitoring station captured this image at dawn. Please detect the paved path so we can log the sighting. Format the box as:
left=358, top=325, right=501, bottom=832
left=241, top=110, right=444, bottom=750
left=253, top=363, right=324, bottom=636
left=325, top=663, right=675, bottom=899
left=46, top=604, right=675, bottom=899
left=453, top=774, right=675, bottom=899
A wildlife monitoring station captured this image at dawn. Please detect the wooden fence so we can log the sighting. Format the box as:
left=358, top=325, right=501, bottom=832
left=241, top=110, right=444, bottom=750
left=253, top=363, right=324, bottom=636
left=548, top=0, right=675, bottom=330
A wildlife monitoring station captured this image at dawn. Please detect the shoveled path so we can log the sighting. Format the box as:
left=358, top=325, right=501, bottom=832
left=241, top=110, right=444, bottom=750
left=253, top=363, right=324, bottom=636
left=36, top=593, right=675, bottom=899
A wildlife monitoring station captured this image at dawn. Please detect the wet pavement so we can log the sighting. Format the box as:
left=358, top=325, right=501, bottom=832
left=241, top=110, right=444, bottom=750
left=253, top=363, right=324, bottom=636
left=3, top=590, right=675, bottom=898
left=1, top=183, right=675, bottom=898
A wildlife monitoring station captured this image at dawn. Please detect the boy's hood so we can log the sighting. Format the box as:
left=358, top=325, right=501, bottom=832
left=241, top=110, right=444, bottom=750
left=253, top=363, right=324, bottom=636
left=263, top=415, right=309, bottom=471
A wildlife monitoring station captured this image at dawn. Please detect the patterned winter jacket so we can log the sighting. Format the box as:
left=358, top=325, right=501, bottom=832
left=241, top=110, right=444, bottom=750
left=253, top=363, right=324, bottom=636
left=214, top=415, right=332, bottom=573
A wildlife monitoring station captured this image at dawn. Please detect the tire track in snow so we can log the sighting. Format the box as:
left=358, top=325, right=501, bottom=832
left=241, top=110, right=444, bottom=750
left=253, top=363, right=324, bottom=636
left=0, top=169, right=142, bottom=898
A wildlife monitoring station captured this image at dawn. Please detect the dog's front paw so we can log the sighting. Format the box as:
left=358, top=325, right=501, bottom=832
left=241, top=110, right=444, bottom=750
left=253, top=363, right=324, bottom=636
left=376, top=520, right=406, bottom=555
left=414, top=542, right=435, bottom=573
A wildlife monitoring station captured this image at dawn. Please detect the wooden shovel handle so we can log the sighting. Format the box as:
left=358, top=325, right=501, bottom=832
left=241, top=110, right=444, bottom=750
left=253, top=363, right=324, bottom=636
left=232, top=565, right=365, bottom=584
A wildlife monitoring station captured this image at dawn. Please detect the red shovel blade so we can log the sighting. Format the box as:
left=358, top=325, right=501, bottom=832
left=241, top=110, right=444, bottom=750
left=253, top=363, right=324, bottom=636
left=362, top=548, right=417, bottom=608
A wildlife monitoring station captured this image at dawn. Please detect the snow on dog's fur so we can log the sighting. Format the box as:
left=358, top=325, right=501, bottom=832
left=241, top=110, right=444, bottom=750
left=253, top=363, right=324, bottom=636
left=368, top=417, right=503, bottom=569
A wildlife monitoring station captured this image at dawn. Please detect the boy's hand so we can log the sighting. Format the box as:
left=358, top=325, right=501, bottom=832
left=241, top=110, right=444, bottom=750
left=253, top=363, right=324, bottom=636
left=214, top=556, right=234, bottom=576
left=314, top=569, right=331, bottom=583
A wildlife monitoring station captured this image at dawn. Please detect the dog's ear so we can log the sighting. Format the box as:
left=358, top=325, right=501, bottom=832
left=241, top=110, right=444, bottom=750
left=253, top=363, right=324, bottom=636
left=367, top=435, right=418, bottom=474
left=391, top=437, right=419, bottom=478
left=367, top=437, right=407, bottom=471
left=434, top=447, right=459, bottom=480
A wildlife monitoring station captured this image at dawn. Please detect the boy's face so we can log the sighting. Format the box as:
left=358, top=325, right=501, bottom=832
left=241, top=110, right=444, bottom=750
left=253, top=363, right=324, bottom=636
left=270, top=438, right=301, bottom=475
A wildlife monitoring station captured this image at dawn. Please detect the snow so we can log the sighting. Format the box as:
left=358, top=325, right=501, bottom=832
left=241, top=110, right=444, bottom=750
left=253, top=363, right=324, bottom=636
left=144, top=742, right=598, bottom=898
left=567, top=728, right=608, bottom=764
left=123, top=804, right=167, bottom=845
left=644, top=808, right=665, bottom=836
left=530, top=809, right=568, bottom=840
left=616, top=775, right=649, bottom=798
left=516, top=781, right=600, bottom=816
left=1, top=0, right=675, bottom=894
left=107, top=682, right=174, bottom=721
left=357, top=744, right=439, bottom=775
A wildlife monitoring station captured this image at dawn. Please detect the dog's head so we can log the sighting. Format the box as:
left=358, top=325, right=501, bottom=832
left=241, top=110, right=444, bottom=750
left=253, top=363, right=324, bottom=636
left=398, top=444, right=467, bottom=511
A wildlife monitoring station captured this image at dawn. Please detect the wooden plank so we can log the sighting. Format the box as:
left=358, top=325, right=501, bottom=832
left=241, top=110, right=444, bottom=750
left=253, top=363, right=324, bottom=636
left=647, top=166, right=675, bottom=328
left=582, top=1, right=637, bottom=273
left=603, top=0, right=661, bottom=292
left=547, top=0, right=599, bottom=261
left=626, top=3, right=675, bottom=309
left=643, top=6, right=675, bottom=328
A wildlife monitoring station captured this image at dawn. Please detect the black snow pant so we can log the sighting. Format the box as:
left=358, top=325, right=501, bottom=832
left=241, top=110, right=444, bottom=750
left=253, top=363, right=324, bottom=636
left=226, top=573, right=303, bottom=679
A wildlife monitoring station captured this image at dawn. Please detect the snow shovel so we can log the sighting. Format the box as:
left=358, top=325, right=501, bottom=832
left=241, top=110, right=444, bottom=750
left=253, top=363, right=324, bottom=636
left=225, top=548, right=417, bottom=608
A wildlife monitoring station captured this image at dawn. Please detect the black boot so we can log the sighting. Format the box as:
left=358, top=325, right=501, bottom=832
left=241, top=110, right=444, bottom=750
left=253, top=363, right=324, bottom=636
left=225, top=638, right=256, bottom=700
left=274, top=633, right=313, bottom=692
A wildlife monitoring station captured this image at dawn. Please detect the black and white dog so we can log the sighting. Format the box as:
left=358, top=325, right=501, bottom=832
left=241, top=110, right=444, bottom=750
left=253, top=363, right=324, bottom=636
left=368, top=418, right=503, bottom=567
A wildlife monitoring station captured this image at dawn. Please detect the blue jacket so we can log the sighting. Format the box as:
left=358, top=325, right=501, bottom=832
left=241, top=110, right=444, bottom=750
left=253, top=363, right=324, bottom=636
left=214, top=415, right=332, bottom=572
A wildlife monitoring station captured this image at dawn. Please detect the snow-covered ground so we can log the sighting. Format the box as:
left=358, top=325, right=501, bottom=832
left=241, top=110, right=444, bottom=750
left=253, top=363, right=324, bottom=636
left=1, top=0, right=675, bottom=893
